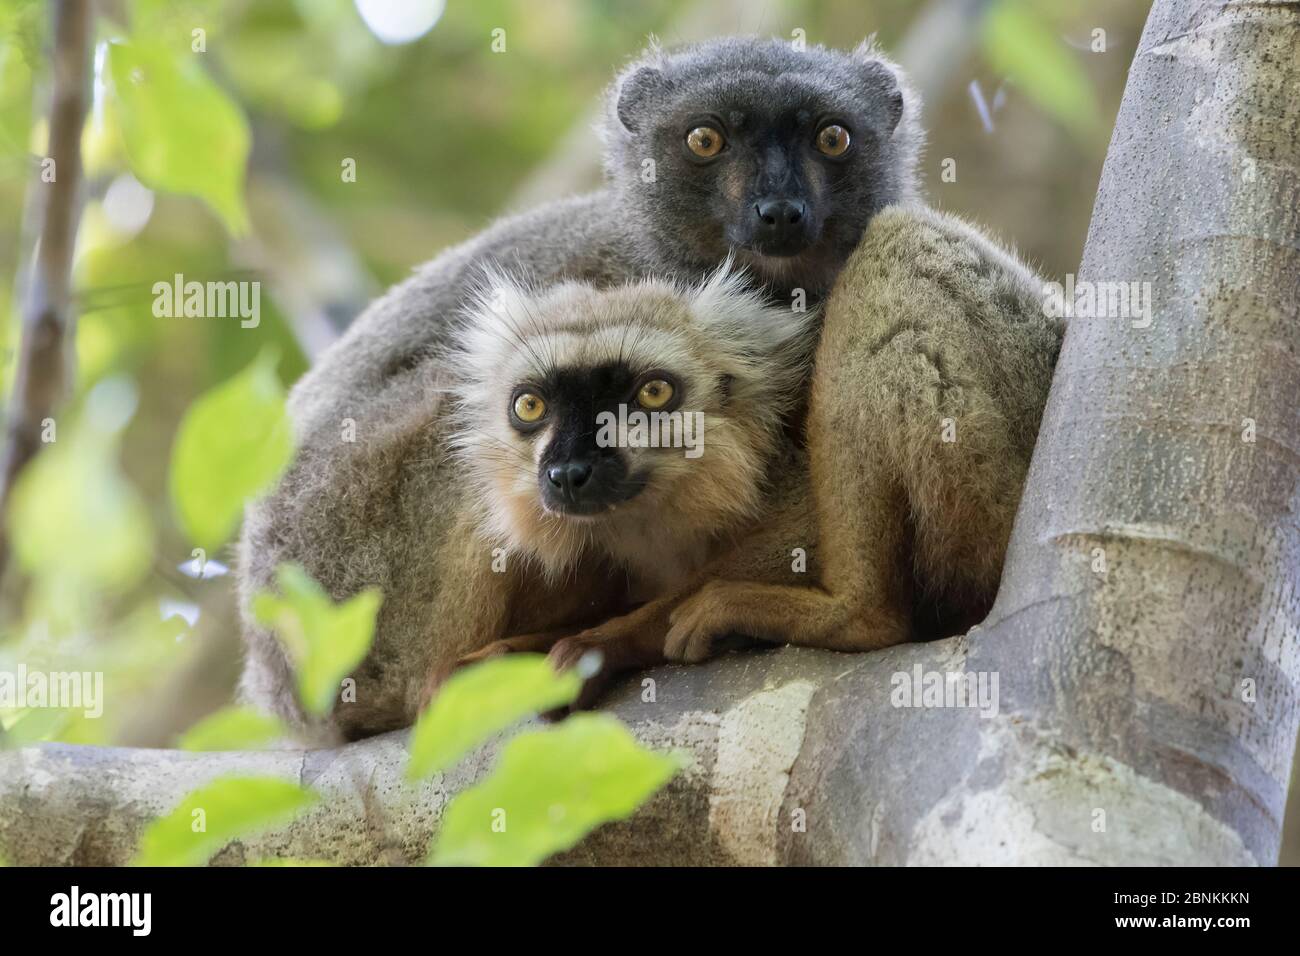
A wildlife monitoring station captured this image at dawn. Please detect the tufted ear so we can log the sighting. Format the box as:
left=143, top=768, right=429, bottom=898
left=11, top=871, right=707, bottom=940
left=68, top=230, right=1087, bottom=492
left=852, top=41, right=905, bottom=134
left=615, top=66, right=669, bottom=133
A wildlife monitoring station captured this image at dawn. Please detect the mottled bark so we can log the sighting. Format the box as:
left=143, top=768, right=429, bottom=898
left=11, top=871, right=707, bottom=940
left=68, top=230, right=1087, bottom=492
left=0, top=0, right=1296, bottom=866
left=0, top=648, right=836, bottom=866
left=913, top=0, right=1299, bottom=863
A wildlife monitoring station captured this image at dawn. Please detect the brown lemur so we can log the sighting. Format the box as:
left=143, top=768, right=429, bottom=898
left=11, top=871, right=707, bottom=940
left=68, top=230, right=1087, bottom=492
left=660, top=204, right=1065, bottom=665
left=242, top=268, right=814, bottom=738
left=238, top=36, right=922, bottom=738
left=449, top=206, right=1064, bottom=701
left=435, top=266, right=816, bottom=700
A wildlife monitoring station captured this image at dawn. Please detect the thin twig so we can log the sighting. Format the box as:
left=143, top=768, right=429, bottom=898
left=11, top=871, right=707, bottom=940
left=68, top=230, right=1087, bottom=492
left=0, top=0, right=92, bottom=583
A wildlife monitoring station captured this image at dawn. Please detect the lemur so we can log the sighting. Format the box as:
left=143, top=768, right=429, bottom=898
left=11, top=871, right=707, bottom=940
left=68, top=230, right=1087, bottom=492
left=442, top=207, right=1063, bottom=708
left=239, top=36, right=924, bottom=738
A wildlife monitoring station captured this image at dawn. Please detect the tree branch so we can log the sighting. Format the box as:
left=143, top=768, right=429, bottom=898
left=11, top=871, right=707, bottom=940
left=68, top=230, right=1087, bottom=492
left=0, top=646, right=919, bottom=866
left=0, top=0, right=92, bottom=582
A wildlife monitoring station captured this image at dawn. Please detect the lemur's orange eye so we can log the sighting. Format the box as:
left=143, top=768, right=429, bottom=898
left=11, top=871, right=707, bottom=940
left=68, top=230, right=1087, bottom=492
left=815, top=123, right=851, bottom=157
left=686, top=126, right=725, bottom=158
left=513, top=393, right=547, bottom=423
left=637, top=379, right=674, bottom=409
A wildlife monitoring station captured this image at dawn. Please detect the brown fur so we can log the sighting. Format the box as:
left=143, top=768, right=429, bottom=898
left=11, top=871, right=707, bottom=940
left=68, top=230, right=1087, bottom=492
left=237, top=37, right=926, bottom=740
left=236, top=346, right=631, bottom=743
left=239, top=266, right=814, bottom=741
left=453, top=206, right=1062, bottom=706
left=424, top=267, right=817, bottom=708
left=241, top=205, right=1062, bottom=737
left=661, top=204, right=1064, bottom=662
left=447, top=270, right=811, bottom=591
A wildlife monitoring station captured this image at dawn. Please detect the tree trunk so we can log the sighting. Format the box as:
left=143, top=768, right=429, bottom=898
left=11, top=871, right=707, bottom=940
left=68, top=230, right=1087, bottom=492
left=949, top=0, right=1299, bottom=865
left=2, top=0, right=1297, bottom=866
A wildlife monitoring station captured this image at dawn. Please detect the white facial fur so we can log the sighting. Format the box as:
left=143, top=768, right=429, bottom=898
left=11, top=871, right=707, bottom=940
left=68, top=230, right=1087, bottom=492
left=449, top=263, right=815, bottom=586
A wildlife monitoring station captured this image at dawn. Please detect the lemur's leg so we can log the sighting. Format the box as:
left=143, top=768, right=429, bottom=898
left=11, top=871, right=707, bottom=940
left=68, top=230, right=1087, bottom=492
left=667, top=309, right=944, bottom=662
left=667, top=290, right=1036, bottom=662
left=664, top=463, right=913, bottom=662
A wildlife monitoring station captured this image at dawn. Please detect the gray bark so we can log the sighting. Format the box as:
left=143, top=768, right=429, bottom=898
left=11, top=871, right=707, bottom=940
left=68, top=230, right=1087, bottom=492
left=0, top=644, right=977, bottom=866
left=1, top=0, right=1297, bottom=866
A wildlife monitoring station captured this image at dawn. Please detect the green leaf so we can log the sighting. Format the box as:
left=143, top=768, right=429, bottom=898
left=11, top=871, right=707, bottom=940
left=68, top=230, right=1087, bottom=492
left=105, top=37, right=250, bottom=233
left=0, top=27, right=34, bottom=159
left=133, top=776, right=318, bottom=867
left=981, top=0, right=1101, bottom=140
left=1, top=708, right=72, bottom=749
left=8, top=421, right=153, bottom=596
left=407, top=654, right=582, bottom=781
left=431, top=714, right=681, bottom=867
left=177, top=705, right=286, bottom=751
left=168, top=349, right=294, bottom=551
left=252, top=564, right=381, bottom=717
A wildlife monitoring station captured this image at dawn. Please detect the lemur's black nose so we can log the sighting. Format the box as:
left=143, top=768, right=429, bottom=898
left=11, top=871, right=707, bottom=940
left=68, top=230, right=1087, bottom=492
left=547, top=461, right=593, bottom=499
left=755, top=198, right=805, bottom=229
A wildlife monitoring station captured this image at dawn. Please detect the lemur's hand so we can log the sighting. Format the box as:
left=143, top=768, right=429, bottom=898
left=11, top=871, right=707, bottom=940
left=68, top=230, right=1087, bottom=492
left=664, top=580, right=747, bottom=663
left=544, top=631, right=621, bottom=718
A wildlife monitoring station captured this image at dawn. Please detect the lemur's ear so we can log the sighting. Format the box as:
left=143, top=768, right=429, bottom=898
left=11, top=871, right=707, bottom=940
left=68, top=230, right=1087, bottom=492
left=616, top=66, right=667, bottom=132
left=852, top=40, right=905, bottom=134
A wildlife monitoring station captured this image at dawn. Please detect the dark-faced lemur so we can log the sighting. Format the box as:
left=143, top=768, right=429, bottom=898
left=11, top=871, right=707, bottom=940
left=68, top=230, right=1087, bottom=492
left=443, top=206, right=1063, bottom=706
left=239, top=37, right=924, bottom=739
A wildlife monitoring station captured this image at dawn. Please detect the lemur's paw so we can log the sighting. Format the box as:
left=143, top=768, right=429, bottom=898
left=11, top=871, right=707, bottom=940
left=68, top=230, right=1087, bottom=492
left=544, top=633, right=614, bottom=718
left=665, top=580, right=740, bottom=664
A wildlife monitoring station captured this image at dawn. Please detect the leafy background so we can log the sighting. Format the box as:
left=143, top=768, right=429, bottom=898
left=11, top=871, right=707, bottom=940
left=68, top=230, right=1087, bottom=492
left=6, top=0, right=1293, bottom=864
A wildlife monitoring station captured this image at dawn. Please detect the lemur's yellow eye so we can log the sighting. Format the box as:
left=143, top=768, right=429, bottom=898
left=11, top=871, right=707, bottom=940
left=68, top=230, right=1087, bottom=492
left=513, top=393, right=547, bottom=423
left=686, top=126, right=725, bottom=158
left=815, top=123, right=851, bottom=157
left=637, top=379, right=675, bottom=409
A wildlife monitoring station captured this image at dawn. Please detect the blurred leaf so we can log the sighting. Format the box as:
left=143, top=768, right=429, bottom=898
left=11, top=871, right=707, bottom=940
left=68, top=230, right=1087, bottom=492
left=981, top=0, right=1101, bottom=140
left=431, top=713, right=680, bottom=866
left=177, top=705, right=286, bottom=751
left=0, top=30, right=33, bottom=159
left=133, top=776, right=318, bottom=866
left=0, top=0, right=44, bottom=70
left=105, top=37, right=250, bottom=233
left=407, top=654, right=581, bottom=781
left=8, top=414, right=153, bottom=596
left=0, top=599, right=191, bottom=746
left=168, top=348, right=293, bottom=551
left=251, top=564, right=380, bottom=717
left=0, top=708, right=72, bottom=749
left=131, top=0, right=230, bottom=39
